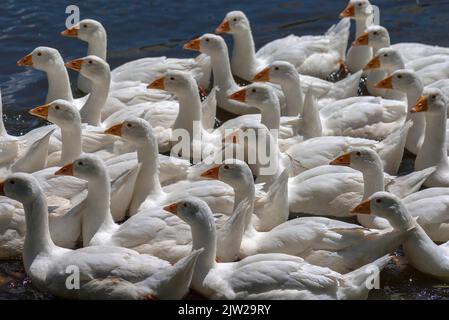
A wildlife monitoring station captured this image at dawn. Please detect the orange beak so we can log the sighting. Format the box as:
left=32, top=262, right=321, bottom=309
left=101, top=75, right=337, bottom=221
left=164, top=203, right=178, bottom=215
left=104, top=123, right=123, bottom=137
left=411, top=96, right=428, bottom=113
left=61, top=26, right=78, bottom=38
left=339, top=3, right=355, bottom=18
left=252, top=67, right=270, bottom=82
left=183, top=38, right=201, bottom=51
left=147, top=77, right=165, bottom=90
left=364, top=56, right=381, bottom=71
left=216, top=20, right=231, bottom=33
left=228, top=89, right=246, bottom=102
left=17, top=54, right=33, bottom=67
left=29, top=104, right=50, bottom=120
left=353, top=32, right=369, bottom=46
left=65, top=58, right=84, bottom=72
left=0, top=181, right=4, bottom=196
left=351, top=199, right=372, bottom=215
left=201, top=166, right=221, bottom=180
left=330, top=153, right=351, bottom=166
left=55, top=163, right=74, bottom=176
left=374, top=75, right=393, bottom=89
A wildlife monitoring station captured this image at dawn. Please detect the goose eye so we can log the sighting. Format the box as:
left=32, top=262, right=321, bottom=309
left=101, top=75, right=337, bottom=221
left=431, top=95, right=436, bottom=100
left=88, top=60, right=93, bottom=64
left=252, top=89, right=256, bottom=93
left=183, top=203, right=188, bottom=208
left=9, top=180, right=15, bottom=185
left=205, top=38, right=210, bottom=42
left=224, top=165, right=229, bottom=170
left=233, top=18, right=237, bottom=22
left=274, top=67, right=279, bottom=71
left=78, top=161, right=83, bottom=166
left=356, top=152, right=361, bottom=156
left=37, top=52, right=42, bottom=56
left=83, top=24, right=88, bottom=28
left=383, top=54, right=388, bottom=57
left=376, top=199, right=381, bottom=203
left=373, top=32, right=378, bottom=35
left=55, top=105, right=60, bottom=110
left=127, top=123, right=132, bottom=128
left=170, top=77, right=175, bottom=81
left=398, top=75, right=402, bottom=79
left=358, top=3, right=362, bottom=6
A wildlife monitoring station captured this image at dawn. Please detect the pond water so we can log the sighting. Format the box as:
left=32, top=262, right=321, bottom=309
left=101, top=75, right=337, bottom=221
left=1, top=0, right=449, bottom=299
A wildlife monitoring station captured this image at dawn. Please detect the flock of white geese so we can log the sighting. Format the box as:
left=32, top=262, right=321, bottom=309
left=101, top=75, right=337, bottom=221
left=2, top=0, right=449, bottom=300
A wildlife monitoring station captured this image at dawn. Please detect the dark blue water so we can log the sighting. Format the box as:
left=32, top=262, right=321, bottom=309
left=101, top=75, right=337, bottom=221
left=1, top=0, right=449, bottom=299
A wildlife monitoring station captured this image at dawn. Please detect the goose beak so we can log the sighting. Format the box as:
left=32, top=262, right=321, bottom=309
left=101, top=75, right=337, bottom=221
left=17, top=54, right=33, bottom=67
left=411, top=96, right=428, bottom=113
left=0, top=181, right=4, bottom=196
left=183, top=38, right=201, bottom=51
left=148, top=77, right=165, bottom=90
left=61, top=26, right=78, bottom=37
left=201, top=166, right=221, bottom=180
left=353, top=32, right=369, bottom=46
left=65, top=58, right=84, bottom=72
left=375, top=75, right=393, bottom=89
left=252, top=67, right=270, bottom=82
left=363, top=56, right=380, bottom=71
left=339, top=3, right=355, bottom=18
left=29, top=104, right=50, bottom=120
left=216, top=20, right=231, bottom=33
left=104, top=123, right=123, bottom=137
left=228, top=89, right=246, bottom=102
left=330, top=153, right=351, bottom=166
left=55, top=163, right=74, bottom=176
left=351, top=199, right=372, bottom=215
left=164, top=203, right=178, bottom=215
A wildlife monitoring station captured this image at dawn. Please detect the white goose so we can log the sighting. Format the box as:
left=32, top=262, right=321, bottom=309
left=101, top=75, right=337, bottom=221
left=340, top=0, right=375, bottom=73
left=103, top=117, right=234, bottom=216
left=375, top=69, right=449, bottom=155
left=61, top=18, right=212, bottom=91
left=203, top=160, right=404, bottom=274
left=215, top=11, right=349, bottom=81
left=411, top=88, right=449, bottom=187
left=0, top=173, right=202, bottom=299
left=163, top=197, right=391, bottom=300
left=353, top=192, right=449, bottom=282
left=251, top=61, right=406, bottom=141
left=183, top=33, right=285, bottom=115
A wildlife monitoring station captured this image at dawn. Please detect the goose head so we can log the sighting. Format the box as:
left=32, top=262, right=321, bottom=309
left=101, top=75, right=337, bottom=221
left=216, top=11, right=250, bottom=35
left=105, top=117, right=156, bottom=149
left=55, top=154, right=106, bottom=182
left=30, top=99, right=80, bottom=128
left=364, top=48, right=403, bottom=71
left=228, top=83, right=279, bottom=113
left=61, top=19, right=105, bottom=43
left=65, top=55, right=110, bottom=83
left=252, top=61, right=298, bottom=87
left=0, top=173, right=41, bottom=205
left=183, top=33, right=225, bottom=57
left=17, top=47, right=64, bottom=71
left=200, top=159, right=253, bottom=192
left=340, top=0, right=373, bottom=20
left=375, top=69, right=421, bottom=92
left=411, top=88, right=447, bottom=115
left=164, top=197, right=214, bottom=230
left=148, top=70, right=196, bottom=97
left=351, top=191, right=415, bottom=231
left=353, top=25, right=390, bottom=49
left=330, top=147, right=382, bottom=173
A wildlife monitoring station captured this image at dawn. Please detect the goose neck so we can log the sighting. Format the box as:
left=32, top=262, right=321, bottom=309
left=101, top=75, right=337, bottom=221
left=355, top=15, right=373, bottom=38
left=260, top=102, right=280, bottom=133
left=361, top=163, right=385, bottom=198
left=60, top=125, right=82, bottom=165
left=231, top=28, right=258, bottom=76
left=281, top=76, right=303, bottom=116
left=174, top=87, right=203, bottom=137
left=80, top=73, right=110, bottom=126
left=87, top=32, right=107, bottom=60
left=23, top=189, right=57, bottom=268
left=84, top=172, right=115, bottom=245
left=210, top=46, right=238, bottom=92
left=46, top=64, right=74, bottom=103
left=418, top=112, right=448, bottom=167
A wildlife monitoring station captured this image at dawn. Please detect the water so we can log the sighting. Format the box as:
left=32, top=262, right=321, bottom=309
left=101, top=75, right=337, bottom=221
left=1, top=0, right=449, bottom=299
